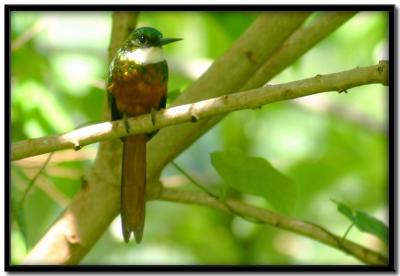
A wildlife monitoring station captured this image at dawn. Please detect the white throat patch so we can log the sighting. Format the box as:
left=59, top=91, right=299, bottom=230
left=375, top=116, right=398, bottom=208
left=123, top=47, right=165, bottom=65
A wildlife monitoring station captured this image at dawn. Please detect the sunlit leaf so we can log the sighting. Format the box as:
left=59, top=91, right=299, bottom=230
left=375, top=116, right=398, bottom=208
left=211, top=149, right=296, bottom=213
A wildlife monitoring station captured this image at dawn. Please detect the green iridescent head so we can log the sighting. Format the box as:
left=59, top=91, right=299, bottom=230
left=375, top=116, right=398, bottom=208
left=129, top=27, right=182, bottom=48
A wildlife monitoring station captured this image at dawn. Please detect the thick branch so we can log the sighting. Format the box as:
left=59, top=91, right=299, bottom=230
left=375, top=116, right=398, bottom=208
left=21, top=11, right=139, bottom=265
left=146, top=11, right=359, bottom=179
left=156, top=188, right=388, bottom=265
left=108, top=12, right=139, bottom=62
left=242, top=11, right=357, bottom=89
left=12, top=61, right=388, bottom=161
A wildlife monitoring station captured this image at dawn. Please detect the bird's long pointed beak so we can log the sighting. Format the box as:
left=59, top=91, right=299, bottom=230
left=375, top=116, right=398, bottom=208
left=158, top=37, right=183, bottom=46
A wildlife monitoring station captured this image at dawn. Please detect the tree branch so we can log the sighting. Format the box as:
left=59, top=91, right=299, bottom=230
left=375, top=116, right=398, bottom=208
left=21, top=10, right=140, bottom=265
left=12, top=61, right=388, bottom=161
left=148, top=11, right=359, bottom=181
left=108, top=12, right=139, bottom=63
left=242, top=11, right=357, bottom=89
left=155, top=187, right=388, bottom=265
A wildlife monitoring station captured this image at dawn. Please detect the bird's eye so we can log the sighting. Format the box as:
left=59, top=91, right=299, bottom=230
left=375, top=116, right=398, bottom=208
left=138, top=35, right=146, bottom=44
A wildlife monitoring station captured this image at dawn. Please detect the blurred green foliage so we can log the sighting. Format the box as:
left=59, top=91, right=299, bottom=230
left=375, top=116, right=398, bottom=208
left=211, top=150, right=296, bottom=214
left=10, top=11, right=389, bottom=265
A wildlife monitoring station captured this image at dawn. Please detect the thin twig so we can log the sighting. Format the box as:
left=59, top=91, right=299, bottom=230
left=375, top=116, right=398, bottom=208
left=170, top=161, right=263, bottom=224
left=12, top=61, right=389, bottom=161
left=168, top=162, right=385, bottom=263
left=157, top=188, right=388, bottom=265
left=18, top=153, right=53, bottom=209
left=342, top=223, right=355, bottom=242
left=169, top=162, right=385, bottom=263
left=11, top=17, right=50, bottom=51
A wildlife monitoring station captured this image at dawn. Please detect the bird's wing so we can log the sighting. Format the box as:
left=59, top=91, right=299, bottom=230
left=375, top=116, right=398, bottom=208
left=107, top=57, right=123, bottom=121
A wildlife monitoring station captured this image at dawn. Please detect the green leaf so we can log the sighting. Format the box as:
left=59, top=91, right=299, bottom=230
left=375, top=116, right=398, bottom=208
left=210, top=149, right=296, bottom=213
left=11, top=194, right=28, bottom=248
left=16, top=207, right=28, bottom=248
left=354, top=211, right=389, bottom=245
left=331, top=199, right=355, bottom=221
left=332, top=200, right=388, bottom=245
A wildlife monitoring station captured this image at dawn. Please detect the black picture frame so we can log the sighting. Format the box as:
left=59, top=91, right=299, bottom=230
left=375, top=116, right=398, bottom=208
left=5, top=4, right=396, bottom=272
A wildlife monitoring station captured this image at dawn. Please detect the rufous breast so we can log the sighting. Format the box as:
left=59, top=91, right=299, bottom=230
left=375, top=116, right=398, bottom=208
left=109, top=61, right=168, bottom=116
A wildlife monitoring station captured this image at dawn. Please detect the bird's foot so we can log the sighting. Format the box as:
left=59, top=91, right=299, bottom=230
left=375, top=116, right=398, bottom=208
left=147, top=108, right=159, bottom=141
left=123, top=114, right=130, bottom=134
left=150, top=108, right=157, bottom=127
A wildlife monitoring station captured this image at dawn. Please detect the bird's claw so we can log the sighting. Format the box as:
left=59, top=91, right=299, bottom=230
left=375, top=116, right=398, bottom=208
left=151, top=108, right=157, bottom=127
left=123, top=114, right=130, bottom=134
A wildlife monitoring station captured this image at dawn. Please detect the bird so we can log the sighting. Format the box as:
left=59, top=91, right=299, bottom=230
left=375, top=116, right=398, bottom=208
left=107, top=27, right=181, bottom=243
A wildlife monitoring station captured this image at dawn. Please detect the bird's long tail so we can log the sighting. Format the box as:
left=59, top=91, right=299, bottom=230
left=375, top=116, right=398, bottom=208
left=121, top=134, right=146, bottom=243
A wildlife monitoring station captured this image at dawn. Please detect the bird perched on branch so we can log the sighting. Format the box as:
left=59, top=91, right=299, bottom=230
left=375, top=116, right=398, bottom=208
left=107, top=27, right=181, bottom=243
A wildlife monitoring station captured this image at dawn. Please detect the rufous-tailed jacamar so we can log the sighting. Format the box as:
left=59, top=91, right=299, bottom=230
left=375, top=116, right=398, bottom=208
left=107, top=27, right=181, bottom=243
